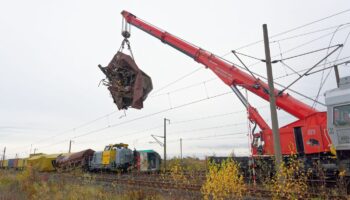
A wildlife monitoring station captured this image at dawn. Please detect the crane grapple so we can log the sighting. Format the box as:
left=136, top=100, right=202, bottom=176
left=98, top=52, right=153, bottom=110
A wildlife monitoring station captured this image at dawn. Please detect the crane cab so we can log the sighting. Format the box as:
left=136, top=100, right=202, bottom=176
left=325, top=76, right=350, bottom=174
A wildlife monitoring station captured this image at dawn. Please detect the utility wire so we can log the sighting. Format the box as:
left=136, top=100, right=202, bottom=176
left=271, top=22, right=350, bottom=43
left=149, top=78, right=218, bottom=98
left=150, top=67, right=202, bottom=95
left=167, top=131, right=247, bottom=143
left=216, top=54, right=326, bottom=106
left=233, top=8, right=350, bottom=51
left=278, top=44, right=343, bottom=95
left=167, top=122, right=247, bottom=135
left=36, top=91, right=234, bottom=150
left=276, top=44, right=342, bottom=62
left=10, top=10, right=350, bottom=155
left=274, top=56, right=350, bottom=80
left=313, top=29, right=350, bottom=108
left=243, top=24, right=350, bottom=69
left=34, top=111, right=117, bottom=144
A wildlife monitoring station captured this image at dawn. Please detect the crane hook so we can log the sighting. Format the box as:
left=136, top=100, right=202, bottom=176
left=122, top=30, right=131, bottom=39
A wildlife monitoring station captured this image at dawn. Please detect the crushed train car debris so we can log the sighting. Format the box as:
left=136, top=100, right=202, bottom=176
left=98, top=52, right=153, bottom=110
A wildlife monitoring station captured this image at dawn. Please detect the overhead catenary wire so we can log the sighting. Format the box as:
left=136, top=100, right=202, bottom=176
left=36, top=91, right=234, bottom=150
left=149, top=77, right=218, bottom=98
left=277, top=44, right=343, bottom=95
left=7, top=10, right=349, bottom=156
left=166, top=131, right=247, bottom=143
left=241, top=25, right=350, bottom=70
left=151, top=20, right=350, bottom=98
left=150, top=67, right=202, bottom=95
left=274, top=56, right=350, bottom=80
left=233, top=8, right=350, bottom=51
left=312, top=25, right=348, bottom=108
left=270, top=22, right=350, bottom=43
left=216, top=54, right=326, bottom=106
left=313, top=29, right=350, bottom=108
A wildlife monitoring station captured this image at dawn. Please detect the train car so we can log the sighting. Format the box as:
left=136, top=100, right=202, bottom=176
left=17, top=159, right=26, bottom=170
left=27, top=154, right=59, bottom=172
left=55, top=149, right=94, bottom=171
left=2, top=160, right=8, bottom=169
left=135, top=150, right=161, bottom=172
left=89, top=143, right=133, bottom=172
left=89, top=151, right=103, bottom=171
left=13, top=159, right=19, bottom=169
left=8, top=159, right=16, bottom=169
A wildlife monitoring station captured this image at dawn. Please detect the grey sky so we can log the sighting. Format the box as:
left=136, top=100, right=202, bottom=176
left=1, top=0, right=350, bottom=159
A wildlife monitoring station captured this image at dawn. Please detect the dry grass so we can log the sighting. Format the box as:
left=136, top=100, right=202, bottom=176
left=0, top=167, right=161, bottom=200
left=1, top=156, right=348, bottom=200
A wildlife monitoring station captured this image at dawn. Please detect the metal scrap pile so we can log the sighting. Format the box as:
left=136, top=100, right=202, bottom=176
left=98, top=52, right=153, bottom=110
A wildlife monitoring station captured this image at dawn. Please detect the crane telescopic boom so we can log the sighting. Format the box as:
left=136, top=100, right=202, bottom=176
left=121, top=11, right=317, bottom=121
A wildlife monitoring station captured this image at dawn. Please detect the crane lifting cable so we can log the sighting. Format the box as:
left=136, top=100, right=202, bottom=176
left=98, top=24, right=153, bottom=110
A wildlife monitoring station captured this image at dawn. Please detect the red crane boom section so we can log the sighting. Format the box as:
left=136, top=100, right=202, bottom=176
left=121, top=11, right=318, bottom=120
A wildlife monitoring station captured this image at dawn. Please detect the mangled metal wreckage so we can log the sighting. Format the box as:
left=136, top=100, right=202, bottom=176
left=98, top=52, right=153, bottom=110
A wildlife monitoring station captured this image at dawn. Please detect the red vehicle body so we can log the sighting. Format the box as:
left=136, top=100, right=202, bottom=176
left=120, top=11, right=332, bottom=158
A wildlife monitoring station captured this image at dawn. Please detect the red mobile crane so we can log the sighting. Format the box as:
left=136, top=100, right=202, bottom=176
left=120, top=11, right=332, bottom=159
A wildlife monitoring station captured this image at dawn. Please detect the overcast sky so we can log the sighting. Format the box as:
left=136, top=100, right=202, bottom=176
left=1, top=0, right=350, bottom=159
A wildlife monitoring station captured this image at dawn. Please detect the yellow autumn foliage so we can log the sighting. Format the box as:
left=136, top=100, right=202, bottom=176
left=201, top=158, right=246, bottom=200
left=269, top=155, right=308, bottom=200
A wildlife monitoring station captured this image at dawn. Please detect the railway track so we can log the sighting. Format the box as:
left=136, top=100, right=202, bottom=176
left=47, top=172, right=348, bottom=199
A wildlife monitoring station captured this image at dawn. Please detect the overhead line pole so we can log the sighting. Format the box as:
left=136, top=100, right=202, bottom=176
left=263, top=24, right=283, bottom=171
left=334, top=65, right=340, bottom=88
left=69, top=140, right=73, bottom=153
left=180, top=138, right=183, bottom=160
left=164, top=118, right=170, bottom=171
left=2, top=147, right=6, bottom=167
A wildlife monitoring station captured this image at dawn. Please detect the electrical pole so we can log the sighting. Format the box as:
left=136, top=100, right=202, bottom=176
left=69, top=140, right=73, bottom=153
left=2, top=147, right=6, bottom=167
left=334, top=65, right=340, bottom=88
left=180, top=138, right=183, bottom=160
left=263, top=24, right=283, bottom=171
left=33, top=148, right=37, bottom=155
left=164, top=118, right=170, bottom=171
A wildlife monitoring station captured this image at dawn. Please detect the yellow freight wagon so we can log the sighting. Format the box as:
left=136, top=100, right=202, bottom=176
left=27, top=154, right=59, bottom=172
left=17, top=159, right=26, bottom=170
left=3, top=160, right=8, bottom=169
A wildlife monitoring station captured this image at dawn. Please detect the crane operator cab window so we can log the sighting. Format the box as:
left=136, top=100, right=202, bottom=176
left=334, top=105, right=350, bottom=127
